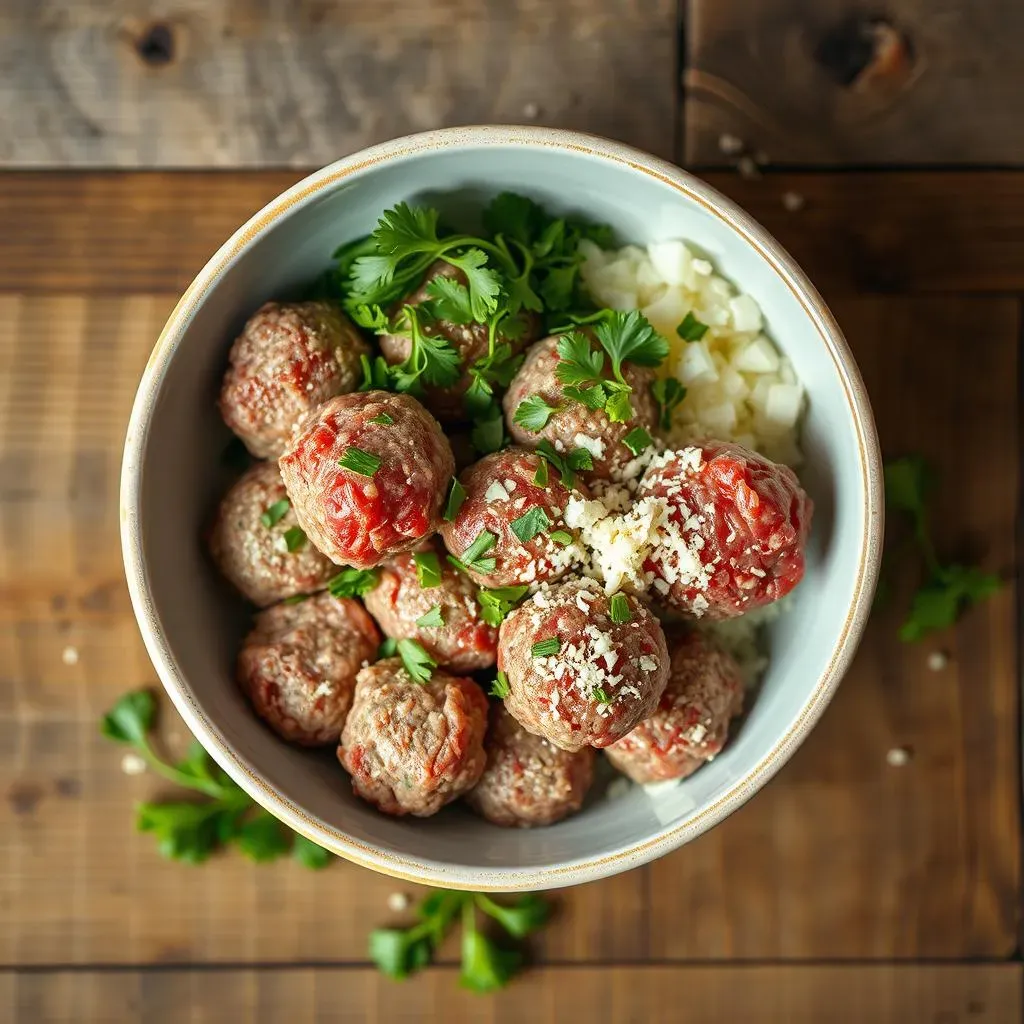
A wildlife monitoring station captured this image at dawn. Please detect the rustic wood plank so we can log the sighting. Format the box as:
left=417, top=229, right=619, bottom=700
left=684, top=0, right=1024, bottom=166
left=0, top=965, right=1020, bottom=1023
left=7, top=171, right=1024, bottom=299
left=650, top=295, right=1021, bottom=958
left=0, top=0, right=676, bottom=169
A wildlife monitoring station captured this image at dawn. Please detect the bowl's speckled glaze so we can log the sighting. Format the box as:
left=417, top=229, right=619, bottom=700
left=120, top=126, right=882, bottom=891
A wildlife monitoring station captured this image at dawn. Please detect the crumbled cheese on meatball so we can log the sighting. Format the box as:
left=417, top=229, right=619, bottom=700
left=573, top=433, right=606, bottom=459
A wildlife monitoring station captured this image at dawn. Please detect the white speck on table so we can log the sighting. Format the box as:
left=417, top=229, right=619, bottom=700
left=886, top=747, right=912, bottom=767
left=927, top=650, right=949, bottom=672
left=387, top=892, right=411, bottom=912
left=61, top=646, right=79, bottom=665
left=121, top=753, right=147, bottom=776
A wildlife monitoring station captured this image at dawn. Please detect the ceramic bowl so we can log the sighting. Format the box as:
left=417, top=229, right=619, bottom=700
left=121, top=126, right=882, bottom=891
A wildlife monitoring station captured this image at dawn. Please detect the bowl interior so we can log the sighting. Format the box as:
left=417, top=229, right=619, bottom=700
left=126, top=133, right=875, bottom=887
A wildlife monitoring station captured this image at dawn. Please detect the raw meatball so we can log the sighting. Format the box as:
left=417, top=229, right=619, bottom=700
left=338, top=658, right=488, bottom=816
left=380, top=261, right=537, bottom=423
left=363, top=540, right=498, bottom=672
left=207, top=461, right=337, bottom=607
left=219, top=301, right=369, bottom=458
left=467, top=706, right=594, bottom=828
left=438, top=447, right=585, bottom=588
left=237, top=592, right=380, bottom=746
left=279, top=391, right=455, bottom=569
left=503, top=334, right=658, bottom=480
left=638, top=442, right=813, bottom=619
left=606, top=630, right=744, bottom=783
left=498, top=577, right=669, bottom=751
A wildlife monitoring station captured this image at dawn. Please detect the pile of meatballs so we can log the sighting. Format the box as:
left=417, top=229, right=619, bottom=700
left=209, top=280, right=812, bottom=828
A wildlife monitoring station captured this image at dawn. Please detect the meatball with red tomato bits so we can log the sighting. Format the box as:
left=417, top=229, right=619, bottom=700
left=208, top=461, right=337, bottom=607
left=279, top=392, right=455, bottom=569
left=503, top=334, right=658, bottom=481
left=237, top=592, right=380, bottom=746
left=498, top=577, right=669, bottom=752
left=466, top=706, right=594, bottom=828
left=605, top=629, right=744, bottom=783
left=380, top=261, right=538, bottom=424
left=363, top=540, right=498, bottom=672
left=438, top=446, right=585, bottom=588
left=219, top=301, right=369, bottom=458
left=338, top=659, right=489, bottom=816
left=638, top=442, right=812, bottom=619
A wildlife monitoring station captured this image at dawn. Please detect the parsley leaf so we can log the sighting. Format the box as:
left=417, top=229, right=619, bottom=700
left=477, top=586, right=529, bottom=627
left=424, top=275, right=475, bottom=324
left=549, top=529, right=573, bottom=545
left=489, top=670, right=512, bottom=698
left=338, top=447, right=381, bottom=477
left=609, top=592, right=632, bottom=624
left=379, top=637, right=398, bottom=658
left=101, top=690, right=156, bottom=747
left=282, top=526, right=306, bottom=552
left=535, top=440, right=593, bottom=488
left=415, top=606, right=445, bottom=628
left=260, top=499, right=290, bottom=529
left=396, top=638, right=436, bottom=683
left=510, top=506, right=551, bottom=543
left=555, top=331, right=606, bottom=389
left=474, top=893, right=550, bottom=938
left=444, top=249, right=503, bottom=322
left=513, top=395, right=561, bottom=432
left=368, top=412, right=394, bottom=426
left=531, top=637, right=560, bottom=658
left=413, top=551, right=443, bottom=589
left=595, top=310, right=669, bottom=373
left=292, top=833, right=332, bottom=870
left=234, top=810, right=291, bottom=863
left=470, top=408, right=506, bottom=455
left=622, top=427, right=653, bottom=456
left=533, top=458, right=549, bottom=486
left=483, top=192, right=546, bottom=245
left=676, top=311, right=709, bottom=342
left=460, top=905, right=521, bottom=994
left=604, top=389, right=634, bottom=423
left=652, top=378, right=687, bottom=431
left=327, top=568, right=379, bottom=599
left=444, top=478, right=467, bottom=521
left=593, top=687, right=612, bottom=705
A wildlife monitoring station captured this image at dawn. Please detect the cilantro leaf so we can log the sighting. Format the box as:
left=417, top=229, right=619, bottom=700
left=510, top=506, right=551, bottom=543
left=622, top=427, right=653, bottom=456
left=413, top=551, right=443, bottom=589
left=379, top=637, right=398, bottom=658
left=396, top=638, right=436, bottom=684
left=651, top=378, right=687, bottom=431
left=460, top=907, right=521, bottom=994
left=899, top=566, right=1001, bottom=642
left=424, top=275, right=475, bottom=324
left=884, top=456, right=935, bottom=518
left=444, top=249, right=502, bottom=322
left=292, top=833, right=332, bottom=870
left=415, top=606, right=445, bottom=628
left=478, top=586, right=529, bottom=627
left=535, top=440, right=592, bottom=488
left=483, top=192, right=546, bottom=246
left=555, top=331, right=605, bottom=389
left=136, top=801, right=233, bottom=865
left=533, top=458, right=548, bottom=486
left=489, top=670, right=512, bottom=698
left=338, top=447, right=381, bottom=477
left=595, top=310, right=668, bottom=372
left=539, top=264, right=578, bottom=311
left=416, top=329, right=463, bottom=388
left=676, top=311, right=709, bottom=342
left=360, top=354, right=392, bottom=391
left=372, top=202, right=441, bottom=259
left=513, top=395, right=560, bottom=432
left=327, top=568, right=379, bottom=599
left=234, top=810, right=291, bottom=863
left=101, top=690, right=156, bottom=746
left=562, top=383, right=607, bottom=410
left=370, top=929, right=431, bottom=981
left=475, top=893, right=550, bottom=938
left=604, top=389, right=634, bottom=423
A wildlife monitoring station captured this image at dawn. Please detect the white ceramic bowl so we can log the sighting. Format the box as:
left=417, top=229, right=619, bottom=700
left=121, top=126, right=882, bottom=891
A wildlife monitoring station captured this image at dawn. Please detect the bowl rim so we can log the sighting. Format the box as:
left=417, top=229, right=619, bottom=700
left=120, top=124, right=883, bottom=891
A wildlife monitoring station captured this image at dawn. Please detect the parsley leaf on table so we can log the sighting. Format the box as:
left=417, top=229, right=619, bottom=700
left=101, top=689, right=334, bottom=868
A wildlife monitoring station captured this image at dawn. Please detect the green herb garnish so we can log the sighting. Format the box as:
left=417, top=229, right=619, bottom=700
left=489, top=671, right=512, bottom=698
left=260, top=498, right=290, bottom=529
left=369, top=412, right=395, bottom=425
left=533, top=458, right=549, bottom=487
left=593, top=687, right=612, bottom=705
left=415, top=606, right=445, bottom=628
left=884, top=455, right=1000, bottom=641
left=460, top=530, right=498, bottom=574
left=338, top=446, right=381, bottom=477
left=444, top=478, right=467, bottom=521
left=477, top=586, right=529, bottom=627
left=513, top=395, right=560, bottom=432
left=651, top=378, right=687, bottom=431
left=677, top=311, right=709, bottom=342
left=609, top=592, right=632, bottom=624
left=282, top=526, right=306, bottom=552
left=531, top=637, right=560, bottom=658
left=535, top=440, right=593, bottom=488
left=622, top=427, right=653, bottom=457
left=510, top=506, right=551, bottom=543
left=101, top=689, right=332, bottom=868
left=379, top=637, right=398, bottom=658
left=413, top=551, right=443, bottom=589
left=396, top=638, right=436, bottom=684
left=327, top=568, right=379, bottom=599
left=549, top=530, right=573, bottom=546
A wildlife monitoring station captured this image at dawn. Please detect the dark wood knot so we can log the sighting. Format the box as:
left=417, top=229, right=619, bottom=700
left=135, top=22, right=176, bottom=67
left=814, top=16, right=914, bottom=91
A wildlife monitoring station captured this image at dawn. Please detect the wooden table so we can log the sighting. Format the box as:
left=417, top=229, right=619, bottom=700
left=1, top=3, right=1021, bottom=1021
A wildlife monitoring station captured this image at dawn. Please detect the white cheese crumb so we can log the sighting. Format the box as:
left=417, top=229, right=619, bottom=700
left=61, top=646, right=79, bottom=666
left=484, top=481, right=508, bottom=503
left=573, top=433, right=606, bottom=459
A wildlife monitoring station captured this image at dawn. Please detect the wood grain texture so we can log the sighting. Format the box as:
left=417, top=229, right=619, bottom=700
left=0, top=965, right=1020, bottom=1023
left=649, top=296, right=1021, bottom=958
left=8, top=171, right=1024, bottom=299
left=0, top=0, right=676, bottom=168
left=684, top=0, right=1024, bottom=166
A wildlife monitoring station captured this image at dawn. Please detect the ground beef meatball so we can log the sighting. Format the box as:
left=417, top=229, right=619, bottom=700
left=380, top=261, right=538, bottom=423
left=438, top=447, right=585, bottom=588
left=207, top=461, right=337, bottom=607
left=237, top=592, right=380, bottom=746
left=605, top=630, right=744, bottom=783
left=466, top=706, right=594, bottom=828
left=279, top=391, right=455, bottom=569
left=498, top=577, right=669, bottom=751
left=638, top=442, right=813, bottom=619
left=219, top=301, right=369, bottom=458
left=338, top=659, right=488, bottom=816
left=503, top=334, right=658, bottom=480
left=363, top=540, right=498, bottom=672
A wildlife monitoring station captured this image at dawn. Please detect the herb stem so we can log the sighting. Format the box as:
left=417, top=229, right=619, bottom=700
left=135, top=742, right=229, bottom=800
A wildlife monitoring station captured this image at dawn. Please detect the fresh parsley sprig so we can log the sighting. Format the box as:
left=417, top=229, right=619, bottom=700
left=370, top=889, right=551, bottom=993
left=101, top=690, right=332, bottom=869
left=477, top=586, right=529, bottom=627
left=883, top=456, right=1000, bottom=641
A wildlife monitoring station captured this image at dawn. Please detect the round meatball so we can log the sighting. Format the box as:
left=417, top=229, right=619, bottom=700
left=606, top=630, right=744, bottom=783
left=219, top=301, right=369, bottom=458
left=278, top=391, right=455, bottom=569
left=208, top=461, right=337, bottom=607
left=439, top=447, right=585, bottom=588
left=380, top=261, right=538, bottom=424
left=363, top=540, right=498, bottom=672
left=237, top=592, right=380, bottom=746
left=503, top=335, right=658, bottom=480
left=338, top=658, right=489, bottom=816
left=498, top=577, right=669, bottom=751
left=467, top=706, right=594, bottom=827
left=638, top=441, right=813, bottom=619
